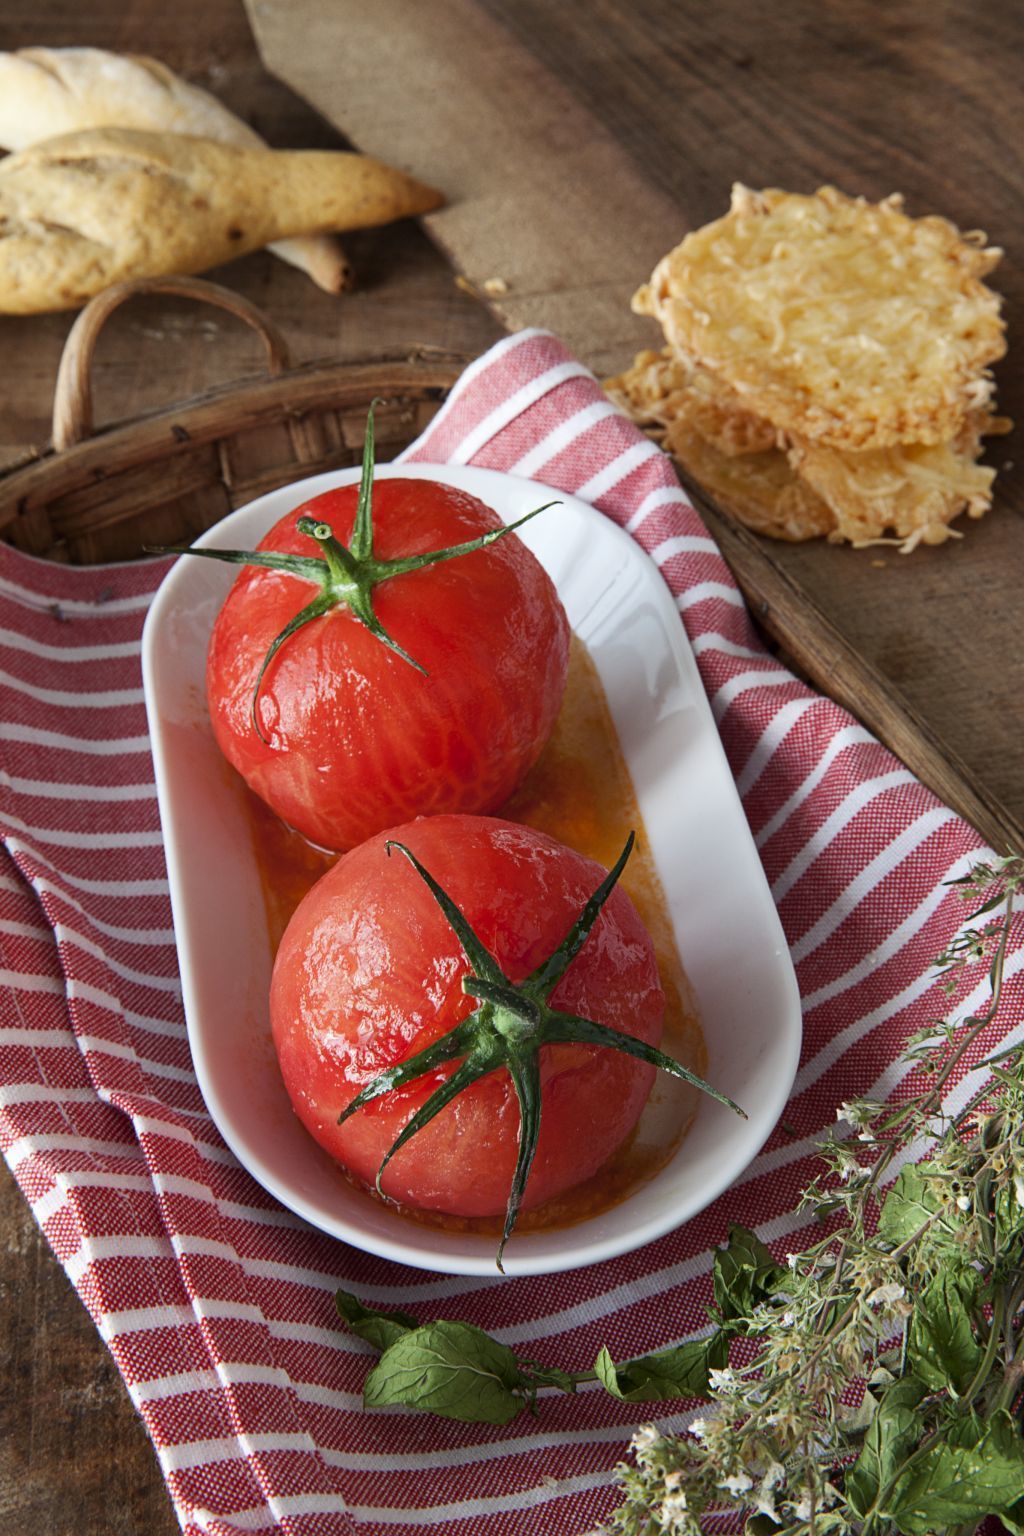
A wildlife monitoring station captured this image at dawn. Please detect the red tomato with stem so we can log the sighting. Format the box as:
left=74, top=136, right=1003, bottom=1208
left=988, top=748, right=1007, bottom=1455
left=270, top=816, right=667, bottom=1231
left=199, top=426, right=569, bottom=851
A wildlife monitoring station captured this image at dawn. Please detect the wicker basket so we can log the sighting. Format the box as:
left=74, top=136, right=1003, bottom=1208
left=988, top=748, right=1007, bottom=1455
left=0, top=276, right=465, bottom=566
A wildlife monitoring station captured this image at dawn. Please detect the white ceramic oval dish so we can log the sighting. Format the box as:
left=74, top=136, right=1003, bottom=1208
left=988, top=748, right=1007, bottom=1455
left=141, top=463, right=802, bottom=1277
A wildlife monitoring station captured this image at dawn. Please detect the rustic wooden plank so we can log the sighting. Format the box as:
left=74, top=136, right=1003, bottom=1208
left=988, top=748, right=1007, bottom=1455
left=247, top=0, right=1024, bottom=844
left=474, top=0, right=1024, bottom=831
left=691, top=489, right=1024, bottom=857
left=0, top=231, right=498, bottom=475
left=0, top=1160, right=180, bottom=1536
left=243, top=0, right=684, bottom=377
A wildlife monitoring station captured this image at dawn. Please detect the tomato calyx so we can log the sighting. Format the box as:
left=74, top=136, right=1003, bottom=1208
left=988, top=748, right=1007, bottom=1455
left=337, top=832, right=746, bottom=1272
left=151, top=403, right=560, bottom=743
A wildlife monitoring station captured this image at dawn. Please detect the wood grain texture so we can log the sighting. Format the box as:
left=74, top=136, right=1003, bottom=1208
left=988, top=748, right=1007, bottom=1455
left=243, top=0, right=683, bottom=376
left=51, top=276, right=294, bottom=450
left=248, top=0, right=1024, bottom=839
left=0, top=3, right=501, bottom=1533
left=0, top=1166, right=177, bottom=1536
left=1, top=2, right=1022, bottom=1533
left=691, top=490, right=1024, bottom=856
left=474, top=0, right=1024, bottom=830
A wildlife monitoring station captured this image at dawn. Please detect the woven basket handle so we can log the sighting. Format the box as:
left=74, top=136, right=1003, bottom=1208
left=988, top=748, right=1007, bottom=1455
left=52, top=276, right=292, bottom=451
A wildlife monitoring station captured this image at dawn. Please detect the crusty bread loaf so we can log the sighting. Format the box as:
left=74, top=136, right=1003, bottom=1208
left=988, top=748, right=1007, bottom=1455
left=0, top=128, right=444, bottom=314
left=0, top=47, right=353, bottom=292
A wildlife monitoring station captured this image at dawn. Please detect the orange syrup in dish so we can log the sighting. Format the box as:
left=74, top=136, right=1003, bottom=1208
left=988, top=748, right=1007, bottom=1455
left=247, top=637, right=706, bottom=1232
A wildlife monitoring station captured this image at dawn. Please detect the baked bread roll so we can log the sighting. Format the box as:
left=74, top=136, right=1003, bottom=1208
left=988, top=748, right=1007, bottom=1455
left=0, top=47, right=353, bottom=293
left=0, top=128, right=444, bottom=314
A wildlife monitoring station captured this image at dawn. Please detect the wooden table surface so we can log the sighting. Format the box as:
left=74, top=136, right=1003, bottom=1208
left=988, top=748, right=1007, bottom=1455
left=0, top=2, right=1021, bottom=1532
left=245, top=0, right=1024, bottom=853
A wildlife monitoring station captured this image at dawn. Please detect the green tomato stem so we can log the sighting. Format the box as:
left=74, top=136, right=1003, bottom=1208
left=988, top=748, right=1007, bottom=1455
left=295, top=516, right=359, bottom=583
left=153, top=401, right=561, bottom=743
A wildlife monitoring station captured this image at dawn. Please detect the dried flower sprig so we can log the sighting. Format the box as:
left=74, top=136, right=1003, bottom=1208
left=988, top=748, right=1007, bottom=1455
left=609, top=853, right=1024, bottom=1536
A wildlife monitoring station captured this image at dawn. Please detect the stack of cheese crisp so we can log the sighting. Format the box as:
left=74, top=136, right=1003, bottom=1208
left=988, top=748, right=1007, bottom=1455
left=608, top=185, right=1009, bottom=552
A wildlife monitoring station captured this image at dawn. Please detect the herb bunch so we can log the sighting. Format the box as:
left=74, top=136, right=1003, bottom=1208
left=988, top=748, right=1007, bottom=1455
left=335, top=857, right=1024, bottom=1536
left=612, top=854, right=1024, bottom=1536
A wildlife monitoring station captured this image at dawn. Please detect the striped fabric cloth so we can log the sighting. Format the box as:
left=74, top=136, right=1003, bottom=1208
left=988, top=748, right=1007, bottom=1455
left=1, top=328, right=1021, bottom=1536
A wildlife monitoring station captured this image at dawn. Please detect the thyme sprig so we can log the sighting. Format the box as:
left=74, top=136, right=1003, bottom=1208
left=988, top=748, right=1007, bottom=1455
left=611, top=854, right=1024, bottom=1536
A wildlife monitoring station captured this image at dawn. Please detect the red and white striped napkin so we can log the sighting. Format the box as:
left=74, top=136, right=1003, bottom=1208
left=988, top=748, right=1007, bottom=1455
left=1, top=329, right=1021, bottom=1536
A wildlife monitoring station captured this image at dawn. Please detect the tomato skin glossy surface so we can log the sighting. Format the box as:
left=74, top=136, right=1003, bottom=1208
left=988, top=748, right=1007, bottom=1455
left=206, top=478, right=570, bottom=851
left=270, top=815, right=665, bottom=1217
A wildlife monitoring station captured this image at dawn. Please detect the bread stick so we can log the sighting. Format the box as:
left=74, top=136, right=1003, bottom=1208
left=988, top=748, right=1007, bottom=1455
left=0, top=47, right=353, bottom=292
left=0, top=127, right=444, bottom=314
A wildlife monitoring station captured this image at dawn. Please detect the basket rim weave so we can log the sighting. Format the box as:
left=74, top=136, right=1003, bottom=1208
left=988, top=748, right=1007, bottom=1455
left=0, top=349, right=468, bottom=515
left=0, top=275, right=470, bottom=565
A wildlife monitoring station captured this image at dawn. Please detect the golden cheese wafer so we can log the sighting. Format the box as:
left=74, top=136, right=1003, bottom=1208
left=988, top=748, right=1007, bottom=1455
left=635, top=184, right=1005, bottom=451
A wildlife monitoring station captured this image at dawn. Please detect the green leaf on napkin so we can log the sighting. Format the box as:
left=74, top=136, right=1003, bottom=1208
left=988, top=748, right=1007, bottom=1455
left=335, top=1291, right=420, bottom=1352
left=594, top=1333, right=726, bottom=1403
left=337, top=1293, right=729, bottom=1420
left=361, top=1320, right=530, bottom=1424
left=712, top=1223, right=786, bottom=1325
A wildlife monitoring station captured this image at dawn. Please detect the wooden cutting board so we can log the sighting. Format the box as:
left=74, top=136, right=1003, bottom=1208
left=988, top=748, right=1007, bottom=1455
left=245, top=0, right=1024, bottom=853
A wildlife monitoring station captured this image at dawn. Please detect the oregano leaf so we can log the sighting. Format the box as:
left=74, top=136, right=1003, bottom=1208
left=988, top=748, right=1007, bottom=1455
left=986, top=1412, right=1024, bottom=1535
left=877, top=1166, right=952, bottom=1248
left=945, top=1410, right=986, bottom=1450
left=844, top=1376, right=926, bottom=1518
left=335, top=1290, right=420, bottom=1352
left=362, top=1320, right=528, bottom=1424
left=887, top=1424, right=1024, bottom=1534
left=594, top=1332, right=725, bottom=1403
left=905, top=1269, right=982, bottom=1394
left=712, top=1225, right=784, bottom=1324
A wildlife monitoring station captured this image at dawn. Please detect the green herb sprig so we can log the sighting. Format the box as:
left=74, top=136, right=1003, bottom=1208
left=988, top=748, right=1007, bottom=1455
left=612, top=853, right=1024, bottom=1536
left=335, top=855, right=1024, bottom=1536
left=335, top=1231, right=769, bottom=1425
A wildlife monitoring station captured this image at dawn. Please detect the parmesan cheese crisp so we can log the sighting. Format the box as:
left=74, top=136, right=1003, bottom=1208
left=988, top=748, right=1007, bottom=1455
left=609, top=185, right=1009, bottom=551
